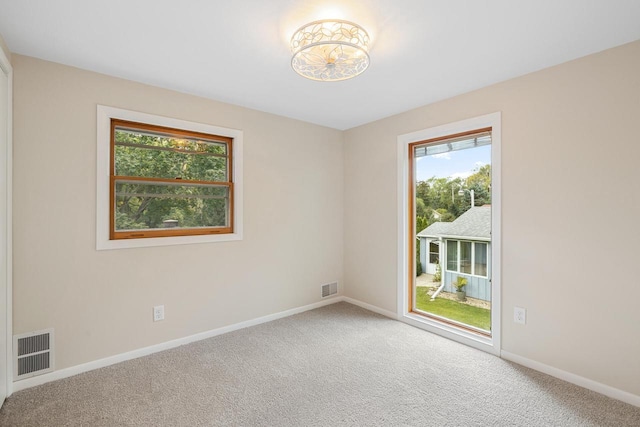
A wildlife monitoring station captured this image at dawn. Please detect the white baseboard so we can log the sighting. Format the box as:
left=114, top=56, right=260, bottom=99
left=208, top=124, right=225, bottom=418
left=341, top=298, right=640, bottom=408
left=16, top=298, right=637, bottom=410
left=342, top=296, right=398, bottom=319
left=501, top=350, right=640, bottom=408
left=12, top=296, right=343, bottom=393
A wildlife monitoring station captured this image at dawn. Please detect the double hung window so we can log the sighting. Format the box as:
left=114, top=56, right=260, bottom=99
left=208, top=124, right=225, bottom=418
left=110, top=120, right=233, bottom=240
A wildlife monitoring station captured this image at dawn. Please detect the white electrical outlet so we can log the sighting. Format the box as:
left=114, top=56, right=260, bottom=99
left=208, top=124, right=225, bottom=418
left=514, top=307, right=526, bottom=324
left=153, top=305, right=165, bottom=322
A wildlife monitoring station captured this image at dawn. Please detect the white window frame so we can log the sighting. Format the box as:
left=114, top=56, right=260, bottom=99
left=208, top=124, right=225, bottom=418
left=446, top=239, right=459, bottom=272
left=428, top=241, right=439, bottom=264
left=397, top=112, right=501, bottom=356
left=96, top=105, right=243, bottom=250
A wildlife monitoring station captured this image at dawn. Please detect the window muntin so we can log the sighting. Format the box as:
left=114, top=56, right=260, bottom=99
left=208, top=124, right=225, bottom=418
left=110, top=119, right=233, bottom=240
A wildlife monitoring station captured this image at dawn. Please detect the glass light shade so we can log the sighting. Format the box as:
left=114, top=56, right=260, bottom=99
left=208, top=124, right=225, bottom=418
left=290, top=20, right=370, bottom=82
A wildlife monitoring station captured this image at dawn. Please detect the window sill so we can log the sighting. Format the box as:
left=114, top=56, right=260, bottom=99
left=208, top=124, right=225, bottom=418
left=97, top=231, right=242, bottom=251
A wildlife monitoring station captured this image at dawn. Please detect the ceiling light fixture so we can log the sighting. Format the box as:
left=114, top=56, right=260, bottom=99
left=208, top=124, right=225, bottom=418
left=290, top=19, right=370, bottom=82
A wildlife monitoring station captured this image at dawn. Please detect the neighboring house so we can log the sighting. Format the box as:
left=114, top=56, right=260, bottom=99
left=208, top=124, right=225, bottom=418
left=417, top=205, right=491, bottom=301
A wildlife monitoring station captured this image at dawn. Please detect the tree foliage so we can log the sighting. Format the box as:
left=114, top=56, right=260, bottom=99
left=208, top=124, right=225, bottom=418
left=114, top=129, right=230, bottom=231
left=415, top=165, right=492, bottom=226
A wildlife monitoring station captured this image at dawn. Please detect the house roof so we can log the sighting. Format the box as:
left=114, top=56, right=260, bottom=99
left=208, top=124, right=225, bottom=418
left=417, top=222, right=451, bottom=238
left=417, top=206, right=491, bottom=240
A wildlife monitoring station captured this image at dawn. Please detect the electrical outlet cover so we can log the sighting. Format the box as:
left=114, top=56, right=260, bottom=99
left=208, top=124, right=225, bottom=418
left=153, top=305, right=165, bottom=322
left=514, top=307, right=526, bottom=324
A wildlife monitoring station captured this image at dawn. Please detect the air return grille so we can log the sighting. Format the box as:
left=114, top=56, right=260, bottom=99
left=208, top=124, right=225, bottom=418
left=321, top=282, right=338, bottom=298
left=14, top=329, right=54, bottom=380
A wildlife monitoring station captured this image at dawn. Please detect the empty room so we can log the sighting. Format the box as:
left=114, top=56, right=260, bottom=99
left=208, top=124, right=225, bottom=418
left=0, top=1, right=639, bottom=425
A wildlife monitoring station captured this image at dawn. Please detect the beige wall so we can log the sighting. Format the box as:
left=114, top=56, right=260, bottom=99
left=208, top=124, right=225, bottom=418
left=10, top=39, right=640, bottom=398
left=344, top=40, right=640, bottom=396
left=12, top=55, right=344, bottom=370
left=0, top=34, right=10, bottom=63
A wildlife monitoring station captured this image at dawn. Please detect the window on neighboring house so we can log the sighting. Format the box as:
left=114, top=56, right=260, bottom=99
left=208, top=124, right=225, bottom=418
left=446, top=240, right=488, bottom=277
left=111, top=119, right=233, bottom=240
left=460, top=241, right=472, bottom=274
left=474, top=242, right=488, bottom=276
left=446, top=240, right=458, bottom=271
left=429, top=242, right=439, bottom=264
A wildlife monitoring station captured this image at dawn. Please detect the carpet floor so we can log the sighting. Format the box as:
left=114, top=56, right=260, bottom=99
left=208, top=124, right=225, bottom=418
left=0, top=302, right=639, bottom=426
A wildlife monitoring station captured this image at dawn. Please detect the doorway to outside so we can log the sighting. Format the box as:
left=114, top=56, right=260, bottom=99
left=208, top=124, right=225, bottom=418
left=397, top=113, right=501, bottom=354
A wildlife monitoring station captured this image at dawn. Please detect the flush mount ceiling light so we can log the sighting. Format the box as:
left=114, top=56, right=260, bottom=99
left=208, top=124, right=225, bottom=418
left=290, top=19, right=370, bottom=82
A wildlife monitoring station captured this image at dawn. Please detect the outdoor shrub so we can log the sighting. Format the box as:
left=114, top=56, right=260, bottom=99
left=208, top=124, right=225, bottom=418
left=454, top=276, right=468, bottom=291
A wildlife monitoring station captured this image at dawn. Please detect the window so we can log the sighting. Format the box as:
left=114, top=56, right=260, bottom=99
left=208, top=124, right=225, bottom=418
left=474, top=242, right=488, bottom=276
left=399, top=112, right=501, bottom=352
left=460, top=241, right=472, bottom=274
left=445, top=239, right=488, bottom=277
left=446, top=240, right=458, bottom=271
left=97, top=105, right=243, bottom=250
left=429, top=242, right=439, bottom=264
left=111, top=120, right=233, bottom=240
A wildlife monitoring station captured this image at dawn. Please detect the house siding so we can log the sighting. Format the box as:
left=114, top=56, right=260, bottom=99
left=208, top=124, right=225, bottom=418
left=419, top=237, right=427, bottom=273
left=443, top=271, right=490, bottom=301
left=443, top=239, right=491, bottom=301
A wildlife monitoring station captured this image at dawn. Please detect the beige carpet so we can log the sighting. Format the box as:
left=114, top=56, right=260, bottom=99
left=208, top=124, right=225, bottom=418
left=1, top=302, right=639, bottom=426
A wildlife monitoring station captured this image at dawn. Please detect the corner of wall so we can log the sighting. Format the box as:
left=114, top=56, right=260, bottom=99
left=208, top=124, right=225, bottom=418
left=0, top=33, right=11, bottom=64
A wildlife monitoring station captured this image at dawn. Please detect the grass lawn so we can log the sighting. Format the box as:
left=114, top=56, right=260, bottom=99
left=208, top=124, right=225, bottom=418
left=415, top=287, right=491, bottom=331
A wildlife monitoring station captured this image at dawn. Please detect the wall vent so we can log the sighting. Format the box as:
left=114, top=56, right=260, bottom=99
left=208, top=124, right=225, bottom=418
left=14, top=329, right=54, bottom=380
left=321, top=282, right=338, bottom=298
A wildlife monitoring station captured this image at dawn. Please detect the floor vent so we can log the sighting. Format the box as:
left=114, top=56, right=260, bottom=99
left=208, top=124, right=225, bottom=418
left=14, top=329, right=54, bottom=380
left=321, top=282, right=338, bottom=298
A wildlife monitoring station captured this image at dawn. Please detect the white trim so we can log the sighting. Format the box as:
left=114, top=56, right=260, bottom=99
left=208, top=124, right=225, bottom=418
left=96, top=105, right=244, bottom=250
left=13, top=294, right=638, bottom=410
left=403, top=312, right=494, bottom=351
left=0, top=47, right=12, bottom=398
left=489, top=114, right=502, bottom=354
left=13, top=296, right=343, bottom=392
left=501, top=351, right=640, bottom=408
left=397, top=112, right=502, bottom=356
left=345, top=296, right=494, bottom=353
left=436, top=234, right=491, bottom=242
left=397, top=139, right=410, bottom=321
left=342, top=297, right=397, bottom=319
left=345, top=296, right=640, bottom=408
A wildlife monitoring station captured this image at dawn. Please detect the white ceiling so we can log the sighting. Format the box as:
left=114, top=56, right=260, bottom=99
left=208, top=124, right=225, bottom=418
left=1, top=0, right=639, bottom=130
